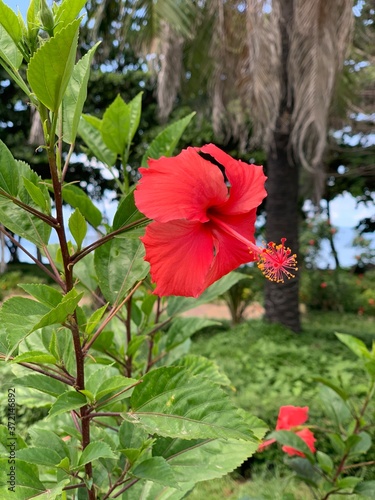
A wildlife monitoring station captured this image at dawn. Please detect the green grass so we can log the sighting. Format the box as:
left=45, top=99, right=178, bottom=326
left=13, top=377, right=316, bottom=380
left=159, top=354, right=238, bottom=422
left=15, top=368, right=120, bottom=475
left=189, top=311, right=375, bottom=499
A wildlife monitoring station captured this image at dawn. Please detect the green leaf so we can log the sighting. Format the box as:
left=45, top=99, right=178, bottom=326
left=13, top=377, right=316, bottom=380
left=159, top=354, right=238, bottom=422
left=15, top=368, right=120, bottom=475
left=0, top=296, right=49, bottom=356
left=54, top=0, right=86, bottom=32
left=0, top=139, right=19, bottom=195
left=0, top=458, right=44, bottom=499
left=128, top=366, right=256, bottom=441
left=61, top=183, right=102, bottom=228
left=336, top=333, right=372, bottom=360
left=132, top=457, right=176, bottom=487
left=268, top=431, right=315, bottom=462
left=337, top=476, right=363, bottom=490
left=18, top=283, right=63, bottom=308
left=0, top=23, right=23, bottom=71
left=141, top=112, right=195, bottom=167
left=101, top=94, right=130, bottom=155
left=85, top=303, right=108, bottom=335
left=48, top=390, right=87, bottom=418
left=68, top=208, right=87, bottom=250
left=14, top=373, right=67, bottom=397
left=22, top=176, right=48, bottom=211
left=62, top=42, right=100, bottom=144
left=172, top=355, right=232, bottom=387
left=153, top=435, right=259, bottom=485
left=78, top=114, right=117, bottom=166
left=27, top=18, right=80, bottom=111
left=74, top=252, right=98, bottom=290
left=112, top=189, right=145, bottom=231
left=31, top=288, right=83, bottom=332
left=94, top=237, right=149, bottom=304
left=167, top=272, right=246, bottom=316
left=127, top=92, right=143, bottom=144
left=119, top=420, right=149, bottom=450
left=319, top=386, right=351, bottom=427
left=166, top=317, right=220, bottom=351
left=313, top=376, right=348, bottom=401
left=0, top=1, right=22, bottom=45
left=78, top=442, right=116, bottom=466
left=11, top=350, right=57, bottom=365
left=284, top=456, right=319, bottom=486
left=95, top=375, right=137, bottom=401
left=354, top=481, right=375, bottom=498
left=28, top=428, right=68, bottom=459
left=316, top=451, right=333, bottom=474
left=328, top=433, right=346, bottom=455
left=348, top=431, right=372, bottom=456
left=16, top=447, right=62, bottom=467
left=24, top=480, right=71, bottom=500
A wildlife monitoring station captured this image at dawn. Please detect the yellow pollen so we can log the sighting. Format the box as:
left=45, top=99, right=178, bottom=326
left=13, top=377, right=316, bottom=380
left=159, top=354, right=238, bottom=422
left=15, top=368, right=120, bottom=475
left=255, top=238, right=298, bottom=283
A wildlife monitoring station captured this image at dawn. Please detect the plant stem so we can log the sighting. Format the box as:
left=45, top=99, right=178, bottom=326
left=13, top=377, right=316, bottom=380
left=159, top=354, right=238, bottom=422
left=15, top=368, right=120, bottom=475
left=125, top=298, right=132, bottom=377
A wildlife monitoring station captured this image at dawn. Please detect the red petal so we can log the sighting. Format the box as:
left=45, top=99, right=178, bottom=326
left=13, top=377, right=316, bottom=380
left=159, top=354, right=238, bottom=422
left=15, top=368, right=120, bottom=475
left=135, top=147, right=228, bottom=223
left=257, top=438, right=276, bottom=452
left=276, top=406, right=309, bottom=430
left=200, top=144, right=267, bottom=214
left=282, top=429, right=316, bottom=457
left=203, top=211, right=258, bottom=288
left=141, top=220, right=215, bottom=297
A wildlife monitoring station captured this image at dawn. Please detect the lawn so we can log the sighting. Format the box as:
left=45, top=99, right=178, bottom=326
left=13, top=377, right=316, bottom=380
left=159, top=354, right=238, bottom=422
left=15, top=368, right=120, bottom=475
left=188, top=311, right=375, bottom=499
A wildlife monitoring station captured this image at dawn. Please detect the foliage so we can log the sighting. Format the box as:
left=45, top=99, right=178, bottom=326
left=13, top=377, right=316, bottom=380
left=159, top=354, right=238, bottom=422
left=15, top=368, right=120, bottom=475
left=0, top=2, right=266, bottom=499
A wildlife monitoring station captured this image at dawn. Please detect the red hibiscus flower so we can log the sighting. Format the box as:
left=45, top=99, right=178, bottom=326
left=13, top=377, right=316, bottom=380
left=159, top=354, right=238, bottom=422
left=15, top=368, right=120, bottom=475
left=135, top=144, right=297, bottom=297
left=258, top=405, right=316, bottom=457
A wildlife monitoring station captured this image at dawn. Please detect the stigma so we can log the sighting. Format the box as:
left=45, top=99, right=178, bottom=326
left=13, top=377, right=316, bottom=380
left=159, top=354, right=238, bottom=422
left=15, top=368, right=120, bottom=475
left=253, top=238, right=298, bottom=283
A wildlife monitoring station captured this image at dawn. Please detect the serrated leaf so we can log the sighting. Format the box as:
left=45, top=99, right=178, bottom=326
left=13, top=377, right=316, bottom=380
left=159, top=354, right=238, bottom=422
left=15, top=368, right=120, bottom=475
left=166, top=318, right=220, bottom=351
left=11, top=350, right=57, bottom=364
left=14, top=373, right=67, bottom=397
left=48, top=390, right=87, bottom=418
left=141, top=112, right=195, bottom=167
left=95, top=375, right=137, bottom=401
left=79, top=114, right=117, bottom=166
left=78, top=442, right=116, bottom=466
left=16, top=447, right=62, bottom=466
left=18, top=283, right=63, bottom=308
left=101, top=94, right=130, bottom=155
left=112, top=189, right=145, bottom=231
left=62, top=42, right=100, bottom=144
left=0, top=458, right=44, bottom=498
left=128, top=366, right=256, bottom=441
left=22, top=176, right=48, bottom=211
left=119, top=420, right=149, bottom=450
left=167, top=272, right=246, bottom=316
left=27, top=18, right=80, bottom=111
left=68, top=208, right=87, bottom=249
left=132, top=457, right=176, bottom=487
left=31, top=288, right=83, bottom=332
left=173, top=355, right=232, bottom=387
left=28, top=429, right=67, bottom=459
left=61, top=183, right=102, bottom=228
left=0, top=139, right=19, bottom=195
left=54, top=0, right=86, bottom=32
left=25, top=480, right=71, bottom=500
left=0, top=23, right=23, bottom=70
left=268, top=431, right=315, bottom=462
left=94, top=237, right=149, bottom=304
left=0, top=296, right=49, bottom=356
left=153, top=435, right=259, bottom=485
left=85, top=303, right=108, bottom=335
left=0, top=1, right=22, bottom=45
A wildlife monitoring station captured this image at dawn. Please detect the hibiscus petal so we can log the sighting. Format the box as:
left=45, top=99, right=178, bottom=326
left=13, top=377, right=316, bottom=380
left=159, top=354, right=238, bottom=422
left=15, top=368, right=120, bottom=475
left=203, top=211, right=258, bottom=289
left=135, top=147, right=228, bottom=223
left=276, top=406, right=309, bottom=430
left=141, top=220, right=215, bottom=297
left=200, top=143, right=267, bottom=214
left=282, top=429, right=316, bottom=457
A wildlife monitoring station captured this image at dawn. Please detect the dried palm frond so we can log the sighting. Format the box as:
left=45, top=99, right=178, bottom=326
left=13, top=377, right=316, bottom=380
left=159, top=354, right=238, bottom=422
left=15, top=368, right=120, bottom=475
left=157, top=22, right=184, bottom=122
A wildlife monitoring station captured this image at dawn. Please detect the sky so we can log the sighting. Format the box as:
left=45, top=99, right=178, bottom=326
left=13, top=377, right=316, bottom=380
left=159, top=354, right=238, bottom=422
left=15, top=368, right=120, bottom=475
left=3, top=0, right=375, bottom=267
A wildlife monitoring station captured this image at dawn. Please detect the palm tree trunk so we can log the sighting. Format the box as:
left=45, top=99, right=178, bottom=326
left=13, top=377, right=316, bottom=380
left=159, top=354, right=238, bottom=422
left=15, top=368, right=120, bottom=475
left=264, top=0, right=301, bottom=333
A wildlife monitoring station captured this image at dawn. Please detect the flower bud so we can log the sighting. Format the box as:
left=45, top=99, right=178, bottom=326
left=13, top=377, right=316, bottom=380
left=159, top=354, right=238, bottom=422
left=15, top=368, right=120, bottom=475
left=40, top=0, right=55, bottom=36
